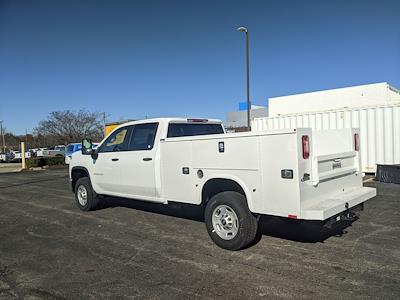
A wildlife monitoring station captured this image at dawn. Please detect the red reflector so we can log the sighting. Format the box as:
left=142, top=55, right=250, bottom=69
left=302, top=135, right=310, bottom=159
left=354, top=133, right=360, bottom=151
left=288, top=214, right=297, bottom=219
left=187, top=118, right=208, bottom=123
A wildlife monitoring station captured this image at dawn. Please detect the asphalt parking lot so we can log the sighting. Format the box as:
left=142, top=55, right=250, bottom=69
left=0, top=169, right=399, bottom=299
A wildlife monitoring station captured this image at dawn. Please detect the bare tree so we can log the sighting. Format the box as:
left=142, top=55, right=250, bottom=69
left=1, top=131, right=38, bottom=151
left=34, top=110, right=104, bottom=145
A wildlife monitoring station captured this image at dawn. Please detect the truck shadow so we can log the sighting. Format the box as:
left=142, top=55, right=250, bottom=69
left=100, top=197, right=205, bottom=222
left=255, top=215, right=356, bottom=243
left=100, top=196, right=356, bottom=244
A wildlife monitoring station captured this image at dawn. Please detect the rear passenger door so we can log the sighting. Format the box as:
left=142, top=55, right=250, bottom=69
left=119, top=123, right=160, bottom=199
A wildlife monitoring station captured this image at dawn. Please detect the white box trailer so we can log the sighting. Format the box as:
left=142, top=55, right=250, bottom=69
left=268, top=82, right=400, bottom=117
left=253, top=104, right=400, bottom=173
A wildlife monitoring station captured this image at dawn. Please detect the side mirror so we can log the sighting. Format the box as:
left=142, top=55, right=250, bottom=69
left=91, top=149, right=99, bottom=160
left=81, top=139, right=93, bottom=155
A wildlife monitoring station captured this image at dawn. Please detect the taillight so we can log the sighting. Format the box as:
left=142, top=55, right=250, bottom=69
left=302, top=135, right=310, bottom=159
left=354, top=133, right=360, bottom=151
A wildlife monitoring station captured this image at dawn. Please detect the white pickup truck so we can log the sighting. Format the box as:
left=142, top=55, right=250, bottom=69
left=69, top=118, right=376, bottom=250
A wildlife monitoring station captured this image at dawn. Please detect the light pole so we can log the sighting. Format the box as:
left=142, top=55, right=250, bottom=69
left=237, top=26, right=251, bottom=131
left=0, top=120, right=5, bottom=153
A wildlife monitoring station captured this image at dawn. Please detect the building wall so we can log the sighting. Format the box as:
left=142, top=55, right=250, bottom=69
left=269, top=82, right=400, bottom=117
left=226, top=107, right=269, bottom=128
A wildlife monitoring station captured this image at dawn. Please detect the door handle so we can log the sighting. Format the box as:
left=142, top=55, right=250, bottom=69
left=111, top=158, right=119, bottom=161
left=142, top=158, right=152, bottom=161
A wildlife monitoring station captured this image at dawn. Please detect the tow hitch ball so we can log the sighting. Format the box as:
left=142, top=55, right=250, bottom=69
left=340, top=202, right=356, bottom=221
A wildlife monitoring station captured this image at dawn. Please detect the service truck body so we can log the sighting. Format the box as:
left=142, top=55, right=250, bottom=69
left=70, top=118, right=376, bottom=250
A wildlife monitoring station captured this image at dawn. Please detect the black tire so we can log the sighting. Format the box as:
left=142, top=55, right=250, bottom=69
left=74, top=177, right=99, bottom=211
left=204, top=191, right=258, bottom=251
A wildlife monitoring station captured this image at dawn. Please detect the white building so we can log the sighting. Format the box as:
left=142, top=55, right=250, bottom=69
left=269, top=82, right=400, bottom=117
left=253, top=82, right=400, bottom=173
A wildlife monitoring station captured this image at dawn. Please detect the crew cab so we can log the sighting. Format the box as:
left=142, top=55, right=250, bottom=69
left=69, top=118, right=376, bottom=250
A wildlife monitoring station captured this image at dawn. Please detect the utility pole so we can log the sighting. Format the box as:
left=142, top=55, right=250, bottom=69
left=237, top=26, right=251, bottom=131
left=0, top=120, right=5, bottom=153
left=103, top=112, right=107, bottom=138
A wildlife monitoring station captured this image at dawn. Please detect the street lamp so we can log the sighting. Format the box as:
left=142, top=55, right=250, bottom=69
left=237, top=26, right=251, bottom=131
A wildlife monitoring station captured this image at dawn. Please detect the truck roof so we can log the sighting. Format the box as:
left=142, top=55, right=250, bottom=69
left=120, top=117, right=223, bottom=127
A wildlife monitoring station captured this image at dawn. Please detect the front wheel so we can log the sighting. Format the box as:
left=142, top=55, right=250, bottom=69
left=204, top=191, right=258, bottom=250
left=74, top=177, right=99, bottom=211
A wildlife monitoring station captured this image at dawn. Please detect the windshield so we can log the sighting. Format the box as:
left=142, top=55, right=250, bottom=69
left=167, top=123, right=224, bottom=138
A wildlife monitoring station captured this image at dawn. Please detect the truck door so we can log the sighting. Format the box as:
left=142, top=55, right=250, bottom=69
left=91, top=125, right=133, bottom=195
left=120, top=122, right=159, bottom=199
left=92, top=123, right=159, bottom=199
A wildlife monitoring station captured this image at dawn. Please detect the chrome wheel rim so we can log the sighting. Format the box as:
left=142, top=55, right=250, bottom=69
left=212, top=204, right=239, bottom=240
left=77, top=185, right=88, bottom=206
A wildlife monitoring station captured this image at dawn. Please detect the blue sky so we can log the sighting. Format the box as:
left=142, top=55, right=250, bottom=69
left=1, top=0, right=399, bottom=134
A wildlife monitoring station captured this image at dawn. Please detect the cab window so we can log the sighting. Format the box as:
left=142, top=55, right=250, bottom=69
left=167, top=123, right=224, bottom=138
left=67, top=145, right=75, bottom=153
left=99, top=126, right=131, bottom=152
left=128, top=123, right=158, bottom=151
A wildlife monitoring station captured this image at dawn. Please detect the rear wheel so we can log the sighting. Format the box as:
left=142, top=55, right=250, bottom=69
left=74, top=177, right=99, bottom=211
left=205, top=191, right=258, bottom=250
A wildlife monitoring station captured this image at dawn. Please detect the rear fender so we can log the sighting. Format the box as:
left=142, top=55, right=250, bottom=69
left=199, top=174, right=254, bottom=211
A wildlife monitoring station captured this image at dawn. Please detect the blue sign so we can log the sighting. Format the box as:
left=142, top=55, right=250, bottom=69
left=239, top=102, right=251, bottom=111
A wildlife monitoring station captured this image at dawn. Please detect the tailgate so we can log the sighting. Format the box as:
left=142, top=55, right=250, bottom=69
left=311, top=151, right=359, bottom=186
left=301, top=186, right=376, bottom=220
left=298, top=128, right=376, bottom=221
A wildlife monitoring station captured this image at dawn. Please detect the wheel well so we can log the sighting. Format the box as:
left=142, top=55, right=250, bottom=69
left=201, top=178, right=246, bottom=206
left=71, top=167, right=89, bottom=192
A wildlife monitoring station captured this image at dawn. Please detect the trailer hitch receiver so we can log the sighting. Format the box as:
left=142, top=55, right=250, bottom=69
left=323, top=203, right=363, bottom=228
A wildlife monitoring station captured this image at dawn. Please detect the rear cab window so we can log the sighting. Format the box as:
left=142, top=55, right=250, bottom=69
left=128, top=123, right=158, bottom=151
left=167, top=123, right=224, bottom=138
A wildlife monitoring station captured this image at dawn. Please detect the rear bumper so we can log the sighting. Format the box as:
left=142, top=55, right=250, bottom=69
left=301, top=187, right=376, bottom=220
